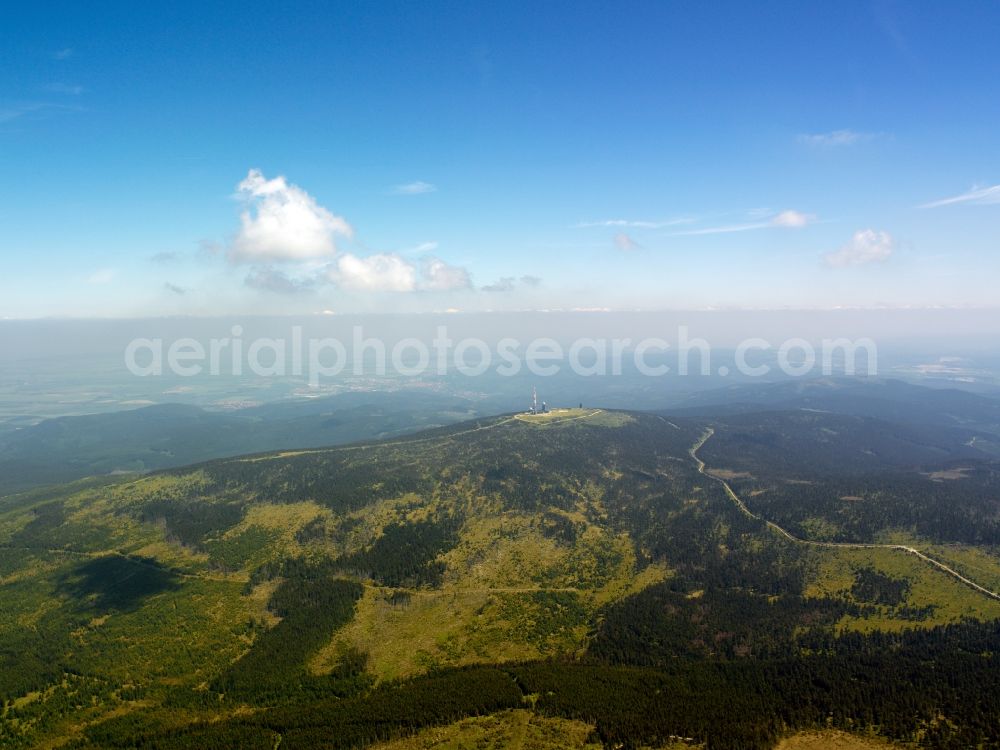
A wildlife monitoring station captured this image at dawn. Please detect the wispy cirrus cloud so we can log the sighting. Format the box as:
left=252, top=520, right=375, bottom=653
left=392, top=180, right=436, bottom=195
left=574, top=218, right=693, bottom=229
left=44, top=83, right=84, bottom=95
left=673, top=210, right=815, bottom=236
left=400, top=241, right=439, bottom=255
left=0, top=103, right=43, bottom=124
left=53, top=48, right=73, bottom=60
left=675, top=222, right=765, bottom=236
left=0, top=101, right=77, bottom=124
left=798, top=129, right=876, bottom=147
left=920, top=184, right=1000, bottom=209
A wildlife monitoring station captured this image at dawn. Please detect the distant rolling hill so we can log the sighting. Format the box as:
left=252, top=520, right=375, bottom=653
left=0, top=391, right=481, bottom=496
left=667, top=377, right=1000, bottom=434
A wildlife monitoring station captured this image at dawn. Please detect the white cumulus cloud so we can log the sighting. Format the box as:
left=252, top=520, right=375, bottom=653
left=229, top=169, right=352, bottom=264
left=325, top=253, right=472, bottom=292
left=420, top=257, right=472, bottom=291
left=407, top=241, right=439, bottom=254
left=824, top=229, right=895, bottom=268
left=328, top=253, right=418, bottom=292
left=770, top=210, right=813, bottom=228
left=223, top=170, right=473, bottom=295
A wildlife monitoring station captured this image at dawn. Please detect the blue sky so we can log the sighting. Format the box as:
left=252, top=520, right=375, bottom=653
left=1, top=0, right=998, bottom=317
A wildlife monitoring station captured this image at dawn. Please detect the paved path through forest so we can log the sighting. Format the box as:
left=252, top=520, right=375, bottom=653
left=689, top=428, right=1000, bottom=603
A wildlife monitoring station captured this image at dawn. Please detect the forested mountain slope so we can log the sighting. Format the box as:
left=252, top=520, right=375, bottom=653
left=3, top=409, right=1000, bottom=748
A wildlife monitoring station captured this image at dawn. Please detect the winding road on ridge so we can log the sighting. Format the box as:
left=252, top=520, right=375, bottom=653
left=689, top=427, right=1000, bottom=603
